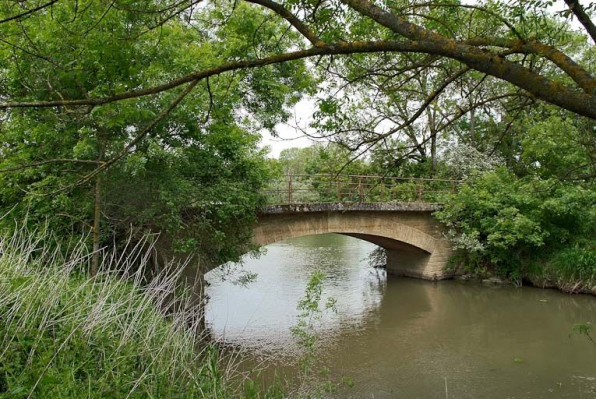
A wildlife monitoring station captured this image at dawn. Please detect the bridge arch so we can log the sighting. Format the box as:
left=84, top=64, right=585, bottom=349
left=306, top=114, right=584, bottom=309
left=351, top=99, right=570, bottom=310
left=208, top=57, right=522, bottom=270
left=254, top=215, right=435, bottom=254
left=254, top=204, right=454, bottom=280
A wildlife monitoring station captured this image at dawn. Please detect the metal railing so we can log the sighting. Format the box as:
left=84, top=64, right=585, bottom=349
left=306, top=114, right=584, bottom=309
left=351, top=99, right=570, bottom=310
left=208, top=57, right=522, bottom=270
left=262, top=174, right=459, bottom=205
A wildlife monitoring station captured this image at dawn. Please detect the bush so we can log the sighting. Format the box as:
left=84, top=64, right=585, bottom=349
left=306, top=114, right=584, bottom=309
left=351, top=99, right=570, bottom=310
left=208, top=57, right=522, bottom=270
left=435, top=168, right=596, bottom=281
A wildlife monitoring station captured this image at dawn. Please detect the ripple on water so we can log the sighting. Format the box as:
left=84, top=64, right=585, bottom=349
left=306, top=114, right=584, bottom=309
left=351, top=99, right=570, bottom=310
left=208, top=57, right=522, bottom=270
left=206, top=233, right=596, bottom=398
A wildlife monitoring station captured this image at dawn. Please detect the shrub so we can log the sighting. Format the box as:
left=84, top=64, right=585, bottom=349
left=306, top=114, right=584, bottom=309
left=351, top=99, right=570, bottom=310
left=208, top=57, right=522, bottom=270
left=435, top=168, right=596, bottom=281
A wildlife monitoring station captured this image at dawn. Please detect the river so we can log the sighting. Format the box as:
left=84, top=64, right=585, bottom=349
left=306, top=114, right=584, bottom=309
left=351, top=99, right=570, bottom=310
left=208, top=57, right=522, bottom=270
left=205, top=234, right=596, bottom=398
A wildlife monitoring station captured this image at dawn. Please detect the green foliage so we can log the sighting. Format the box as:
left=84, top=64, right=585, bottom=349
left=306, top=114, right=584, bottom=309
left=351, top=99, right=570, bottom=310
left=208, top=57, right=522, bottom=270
left=291, top=271, right=335, bottom=376
left=290, top=271, right=352, bottom=398
left=0, top=1, right=312, bottom=264
left=275, top=144, right=369, bottom=176
left=0, top=230, right=284, bottom=399
left=435, top=168, right=596, bottom=282
left=517, top=111, right=595, bottom=179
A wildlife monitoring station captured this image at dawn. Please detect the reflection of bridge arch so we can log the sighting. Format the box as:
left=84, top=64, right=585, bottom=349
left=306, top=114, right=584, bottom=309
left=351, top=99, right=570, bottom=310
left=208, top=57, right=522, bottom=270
left=254, top=203, right=454, bottom=280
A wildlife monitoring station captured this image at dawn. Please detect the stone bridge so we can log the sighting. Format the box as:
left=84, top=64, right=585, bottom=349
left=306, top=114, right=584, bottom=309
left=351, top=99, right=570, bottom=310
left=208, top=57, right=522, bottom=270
left=253, top=202, right=454, bottom=280
left=167, top=175, right=457, bottom=284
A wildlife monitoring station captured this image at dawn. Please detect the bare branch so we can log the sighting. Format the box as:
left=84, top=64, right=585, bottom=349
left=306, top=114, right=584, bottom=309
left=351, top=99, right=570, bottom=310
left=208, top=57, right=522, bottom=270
left=357, top=66, right=470, bottom=147
left=202, top=77, right=213, bottom=125
left=564, top=0, right=596, bottom=44
left=383, top=93, right=523, bottom=166
left=0, top=0, right=59, bottom=25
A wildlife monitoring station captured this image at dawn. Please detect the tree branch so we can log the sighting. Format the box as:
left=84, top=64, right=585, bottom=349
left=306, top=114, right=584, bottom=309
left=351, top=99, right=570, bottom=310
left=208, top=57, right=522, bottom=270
left=464, top=37, right=596, bottom=94
left=59, top=79, right=200, bottom=193
left=356, top=66, right=470, bottom=147
left=0, top=0, right=59, bottom=25
left=564, top=0, right=596, bottom=44
left=245, top=0, right=325, bottom=46
left=397, top=2, right=524, bottom=41
left=0, top=159, right=103, bottom=173
left=340, top=0, right=596, bottom=118
left=2, top=36, right=596, bottom=119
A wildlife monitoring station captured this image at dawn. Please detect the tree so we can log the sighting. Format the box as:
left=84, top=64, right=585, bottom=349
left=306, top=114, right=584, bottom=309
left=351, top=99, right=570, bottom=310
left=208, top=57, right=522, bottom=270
left=1, top=0, right=595, bottom=119
left=2, top=0, right=596, bottom=266
left=0, top=1, right=313, bottom=269
left=1, top=0, right=594, bottom=189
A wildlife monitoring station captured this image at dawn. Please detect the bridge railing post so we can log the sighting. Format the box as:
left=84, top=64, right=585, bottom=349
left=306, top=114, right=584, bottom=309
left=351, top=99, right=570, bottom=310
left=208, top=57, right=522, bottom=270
left=288, top=174, right=293, bottom=204
left=417, top=182, right=423, bottom=202
left=359, top=178, right=364, bottom=202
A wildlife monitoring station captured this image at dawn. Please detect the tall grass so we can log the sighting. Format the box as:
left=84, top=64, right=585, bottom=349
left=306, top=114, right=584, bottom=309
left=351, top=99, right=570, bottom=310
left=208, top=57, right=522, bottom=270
left=544, top=244, right=596, bottom=290
left=0, top=227, right=280, bottom=398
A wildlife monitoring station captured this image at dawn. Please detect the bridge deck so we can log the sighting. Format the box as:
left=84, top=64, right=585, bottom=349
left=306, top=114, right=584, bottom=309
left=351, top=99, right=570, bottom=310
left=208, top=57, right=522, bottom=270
left=260, top=202, right=442, bottom=214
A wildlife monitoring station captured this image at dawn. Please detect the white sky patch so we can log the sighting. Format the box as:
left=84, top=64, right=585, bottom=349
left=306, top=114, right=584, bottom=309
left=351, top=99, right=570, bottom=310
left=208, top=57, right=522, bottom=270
left=261, top=97, right=318, bottom=158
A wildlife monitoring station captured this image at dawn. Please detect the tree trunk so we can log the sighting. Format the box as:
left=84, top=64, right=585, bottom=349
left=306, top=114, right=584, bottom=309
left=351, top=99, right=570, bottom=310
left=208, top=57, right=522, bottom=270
left=430, top=132, right=437, bottom=174
left=427, top=105, right=438, bottom=175
left=469, top=107, right=476, bottom=146
left=92, top=136, right=104, bottom=276
left=91, top=174, right=101, bottom=276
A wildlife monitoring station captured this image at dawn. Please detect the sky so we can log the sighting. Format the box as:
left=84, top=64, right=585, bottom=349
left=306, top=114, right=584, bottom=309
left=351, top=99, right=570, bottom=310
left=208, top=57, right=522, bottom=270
left=260, top=98, right=317, bottom=158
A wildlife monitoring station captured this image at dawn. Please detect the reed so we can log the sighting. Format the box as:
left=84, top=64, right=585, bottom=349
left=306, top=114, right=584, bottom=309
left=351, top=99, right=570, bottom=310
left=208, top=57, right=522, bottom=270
left=0, top=226, right=281, bottom=398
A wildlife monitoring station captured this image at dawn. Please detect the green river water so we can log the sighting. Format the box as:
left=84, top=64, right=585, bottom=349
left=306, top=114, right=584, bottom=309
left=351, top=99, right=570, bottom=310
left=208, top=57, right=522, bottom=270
left=206, top=234, right=596, bottom=398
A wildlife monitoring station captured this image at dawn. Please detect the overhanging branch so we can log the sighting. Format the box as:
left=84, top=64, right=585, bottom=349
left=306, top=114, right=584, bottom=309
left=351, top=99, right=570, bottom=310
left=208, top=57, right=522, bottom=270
left=564, top=0, right=596, bottom=44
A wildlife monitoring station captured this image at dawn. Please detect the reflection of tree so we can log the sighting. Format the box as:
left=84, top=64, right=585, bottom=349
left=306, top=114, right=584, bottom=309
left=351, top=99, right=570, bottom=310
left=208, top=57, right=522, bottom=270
left=367, top=268, right=387, bottom=294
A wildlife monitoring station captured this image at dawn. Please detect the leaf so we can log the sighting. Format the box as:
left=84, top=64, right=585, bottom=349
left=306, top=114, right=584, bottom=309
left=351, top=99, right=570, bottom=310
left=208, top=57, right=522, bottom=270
left=9, top=386, right=26, bottom=395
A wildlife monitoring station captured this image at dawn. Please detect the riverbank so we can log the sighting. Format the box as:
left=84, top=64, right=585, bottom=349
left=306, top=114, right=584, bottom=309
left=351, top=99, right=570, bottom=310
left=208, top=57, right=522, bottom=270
left=453, top=271, right=596, bottom=296
left=0, top=232, right=284, bottom=399
left=442, top=245, right=596, bottom=296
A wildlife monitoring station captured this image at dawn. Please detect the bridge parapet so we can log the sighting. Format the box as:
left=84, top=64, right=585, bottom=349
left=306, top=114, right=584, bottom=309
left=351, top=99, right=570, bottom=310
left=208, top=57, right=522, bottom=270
left=262, top=174, right=459, bottom=205
left=261, top=202, right=442, bottom=214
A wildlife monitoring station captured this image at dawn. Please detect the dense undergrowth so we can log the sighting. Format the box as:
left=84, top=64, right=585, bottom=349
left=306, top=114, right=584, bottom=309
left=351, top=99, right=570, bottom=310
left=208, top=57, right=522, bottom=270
left=0, top=229, right=284, bottom=399
left=435, top=168, right=596, bottom=291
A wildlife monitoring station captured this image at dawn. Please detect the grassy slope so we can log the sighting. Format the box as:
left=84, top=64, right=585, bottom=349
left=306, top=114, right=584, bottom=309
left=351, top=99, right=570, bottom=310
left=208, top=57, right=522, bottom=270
left=0, top=232, right=283, bottom=399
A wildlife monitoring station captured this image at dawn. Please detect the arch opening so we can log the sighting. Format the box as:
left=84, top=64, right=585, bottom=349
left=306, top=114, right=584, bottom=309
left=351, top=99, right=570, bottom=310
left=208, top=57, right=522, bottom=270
left=339, top=233, right=430, bottom=254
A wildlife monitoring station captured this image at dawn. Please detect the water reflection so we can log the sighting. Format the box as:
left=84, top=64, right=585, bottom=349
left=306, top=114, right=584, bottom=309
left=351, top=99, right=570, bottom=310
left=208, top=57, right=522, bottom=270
left=206, top=234, right=384, bottom=357
left=206, top=234, right=596, bottom=398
